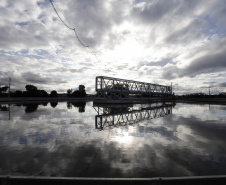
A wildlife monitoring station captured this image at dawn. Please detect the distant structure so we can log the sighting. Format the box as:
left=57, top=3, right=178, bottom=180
left=94, top=76, right=173, bottom=103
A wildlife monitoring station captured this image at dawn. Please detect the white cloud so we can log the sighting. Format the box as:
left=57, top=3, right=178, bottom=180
left=0, top=0, right=226, bottom=94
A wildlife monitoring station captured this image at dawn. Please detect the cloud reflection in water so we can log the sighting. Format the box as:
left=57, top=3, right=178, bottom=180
left=0, top=102, right=226, bottom=177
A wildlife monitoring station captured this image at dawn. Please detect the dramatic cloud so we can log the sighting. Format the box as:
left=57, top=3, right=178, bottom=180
left=0, top=0, right=226, bottom=94
left=162, top=37, right=226, bottom=79
left=22, top=71, right=67, bottom=84
left=218, top=82, right=226, bottom=88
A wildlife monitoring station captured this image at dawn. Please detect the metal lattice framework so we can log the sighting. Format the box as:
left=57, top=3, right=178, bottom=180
left=95, top=76, right=172, bottom=100
left=94, top=104, right=173, bottom=130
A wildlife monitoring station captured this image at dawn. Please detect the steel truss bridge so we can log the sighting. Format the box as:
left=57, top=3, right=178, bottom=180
left=95, top=76, right=172, bottom=100
left=94, top=103, right=173, bottom=130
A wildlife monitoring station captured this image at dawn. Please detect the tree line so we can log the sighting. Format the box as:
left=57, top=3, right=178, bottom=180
left=66, top=85, right=86, bottom=97
left=176, top=92, right=226, bottom=98
left=0, top=84, right=86, bottom=98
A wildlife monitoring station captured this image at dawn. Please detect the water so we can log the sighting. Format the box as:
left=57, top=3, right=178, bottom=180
left=0, top=101, right=226, bottom=177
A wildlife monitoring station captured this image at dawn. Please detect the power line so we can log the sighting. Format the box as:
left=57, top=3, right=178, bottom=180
left=48, top=0, right=114, bottom=75
left=49, top=0, right=107, bottom=66
left=49, top=0, right=73, bottom=30
left=49, top=0, right=89, bottom=47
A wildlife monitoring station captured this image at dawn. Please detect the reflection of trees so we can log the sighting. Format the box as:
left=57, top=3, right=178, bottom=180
left=50, top=102, right=58, bottom=108
left=0, top=104, right=8, bottom=111
left=0, top=104, right=11, bottom=120
left=24, top=103, right=39, bottom=113
left=67, top=102, right=86, bottom=113
left=42, top=102, right=48, bottom=106
left=50, top=90, right=58, bottom=97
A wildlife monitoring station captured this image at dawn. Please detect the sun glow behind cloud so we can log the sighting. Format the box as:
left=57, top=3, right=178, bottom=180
left=0, top=0, right=226, bottom=94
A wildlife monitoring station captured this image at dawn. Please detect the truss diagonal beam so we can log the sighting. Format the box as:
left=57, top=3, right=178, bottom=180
left=95, top=76, right=172, bottom=100
left=95, top=104, right=173, bottom=130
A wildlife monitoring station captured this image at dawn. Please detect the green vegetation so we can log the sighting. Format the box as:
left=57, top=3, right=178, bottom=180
left=0, top=84, right=87, bottom=98
left=0, top=86, right=9, bottom=93
left=0, top=86, right=9, bottom=97
left=50, top=90, right=58, bottom=97
left=67, top=85, right=87, bottom=97
left=177, top=92, right=226, bottom=99
left=67, top=101, right=86, bottom=112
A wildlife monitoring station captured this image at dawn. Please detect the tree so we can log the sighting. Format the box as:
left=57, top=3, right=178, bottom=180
left=0, top=86, right=9, bottom=97
left=25, top=85, right=38, bottom=92
left=50, top=102, right=58, bottom=108
left=39, top=90, right=49, bottom=97
left=24, top=103, right=39, bottom=113
left=218, top=92, right=226, bottom=97
left=71, top=85, right=87, bottom=97
left=13, top=90, right=23, bottom=97
left=25, top=85, right=38, bottom=97
left=50, top=90, right=58, bottom=97
left=78, top=84, right=86, bottom=97
left=67, top=89, right=73, bottom=97
left=79, top=85, right=85, bottom=92
left=0, top=86, right=9, bottom=93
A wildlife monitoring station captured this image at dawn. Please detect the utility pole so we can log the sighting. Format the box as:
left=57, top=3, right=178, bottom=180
left=171, top=82, right=173, bottom=95
left=8, top=77, right=11, bottom=98
left=208, top=86, right=210, bottom=99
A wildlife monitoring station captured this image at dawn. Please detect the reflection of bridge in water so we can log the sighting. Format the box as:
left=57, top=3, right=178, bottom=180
left=94, top=102, right=174, bottom=130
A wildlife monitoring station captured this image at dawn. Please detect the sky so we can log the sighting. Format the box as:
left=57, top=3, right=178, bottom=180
left=0, top=0, right=226, bottom=95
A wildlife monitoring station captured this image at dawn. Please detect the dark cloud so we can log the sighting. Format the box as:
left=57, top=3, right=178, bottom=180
left=138, top=58, right=172, bottom=68
left=208, top=2, right=226, bottom=32
left=47, top=67, right=82, bottom=73
left=162, top=37, right=226, bottom=79
left=173, top=0, right=206, bottom=17
left=63, top=0, right=130, bottom=48
left=165, top=19, right=209, bottom=44
left=132, top=0, right=205, bottom=24
left=161, top=65, right=179, bottom=79
left=0, top=23, right=49, bottom=50
left=218, top=82, right=226, bottom=87
left=0, top=70, right=24, bottom=86
left=132, top=0, right=177, bottom=24
left=200, top=81, right=218, bottom=88
left=22, top=72, right=67, bottom=84
left=180, top=48, right=226, bottom=78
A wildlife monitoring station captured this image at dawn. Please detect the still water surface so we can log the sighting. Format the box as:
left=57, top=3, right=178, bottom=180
left=0, top=101, right=226, bottom=177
